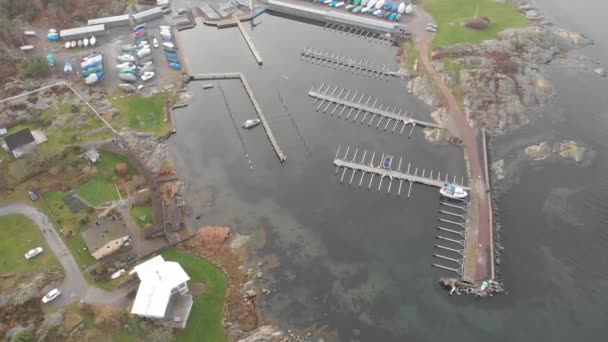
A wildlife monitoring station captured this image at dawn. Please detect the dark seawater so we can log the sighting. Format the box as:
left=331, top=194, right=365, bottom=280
left=169, top=5, right=608, bottom=340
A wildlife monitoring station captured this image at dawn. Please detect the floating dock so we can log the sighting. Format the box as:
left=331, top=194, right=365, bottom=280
left=333, top=145, right=467, bottom=197
left=308, top=83, right=442, bottom=135
left=188, top=73, right=286, bottom=162
left=301, top=46, right=397, bottom=79
left=235, top=19, right=263, bottom=65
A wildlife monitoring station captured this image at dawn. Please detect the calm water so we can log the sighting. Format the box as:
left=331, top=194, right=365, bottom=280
left=169, top=6, right=608, bottom=341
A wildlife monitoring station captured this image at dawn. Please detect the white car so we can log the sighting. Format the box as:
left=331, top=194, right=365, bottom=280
left=426, top=26, right=437, bottom=32
left=141, top=71, right=155, bottom=81
left=42, top=288, right=61, bottom=303
left=25, top=247, right=43, bottom=259
left=152, top=37, right=159, bottom=48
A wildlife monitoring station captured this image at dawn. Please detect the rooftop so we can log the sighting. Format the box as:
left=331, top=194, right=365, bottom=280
left=81, top=217, right=129, bottom=255
left=4, top=128, right=35, bottom=152
left=130, top=255, right=190, bottom=319
left=60, top=24, right=106, bottom=38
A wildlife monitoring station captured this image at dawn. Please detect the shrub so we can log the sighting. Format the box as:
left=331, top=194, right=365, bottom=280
left=464, top=17, right=491, bottom=30
left=19, top=58, right=50, bottom=78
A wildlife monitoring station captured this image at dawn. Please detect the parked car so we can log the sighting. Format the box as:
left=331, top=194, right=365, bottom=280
left=177, top=8, right=187, bottom=15
left=25, top=247, right=43, bottom=259
left=42, top=288, right=61, bottom=303
left=116, top=54, right=135, bottom=62
left=152, top=37, right=159, bottom=48
left=141, top=71, right=155, bottom=81
left=425, top=26, right=437, bottom=32
left=28, top=191, right=38, bottom=201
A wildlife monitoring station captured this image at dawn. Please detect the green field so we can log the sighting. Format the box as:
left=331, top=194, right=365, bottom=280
left=426, top=0, right=528, bottom=47
left=75, top=151, right=137, bottom=206
left=131, top=204, right=153, bottom=228
left=111, top=94, right=171, bottom=137
left=163, top=249, right=229, bottom=342
left=0, top=214, right=62, bottom=277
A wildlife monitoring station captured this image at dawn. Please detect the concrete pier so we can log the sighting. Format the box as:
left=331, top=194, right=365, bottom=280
left=188, top=73, right=286, bottom=163
left=235, top=20, right=263, bottom=65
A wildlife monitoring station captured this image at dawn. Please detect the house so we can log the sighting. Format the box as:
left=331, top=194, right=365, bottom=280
left=81, top=217, right=130, bottom=260
left=84, top=149, right=100, bottom=164
left=130, top=255, right=193, bottom=328
left=3, top=128, right=36, bottom=158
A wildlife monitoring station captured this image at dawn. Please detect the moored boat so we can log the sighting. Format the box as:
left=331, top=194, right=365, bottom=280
left=242, top=119, right=261, bottom=129
left=439, top=183, right=468, bottom=199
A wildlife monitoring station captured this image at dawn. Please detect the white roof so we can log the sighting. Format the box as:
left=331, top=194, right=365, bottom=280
left=130, top=255, right=190, bottom=319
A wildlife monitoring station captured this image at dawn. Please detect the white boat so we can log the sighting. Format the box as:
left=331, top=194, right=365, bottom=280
left=397, top=2, right=405, bottom=14
left=110, top=269, right=125, bottom=279
left=335, top=1, right=344, bottom=7
left=24, top=31, right=36, bottom=36
left=373, top=9, right=381, bottom=15
left=116, top=62, right=136, bottom=70
left=65, top=42, right=70, bottom=49
left=20, top=45, right=34, bottom=51
left=202, top=83, right=214, bottom=89
left=77, top=40, right=82, bottom=47
left=405, top=3, right=413, bottom=14
left=323, top=0, right=332, bottom=3
left=48, top=28, right=57, bottom=34
left=439, top=183, right=468, bottom=199
left=90, top=36, right=96, bottom=46
left=362, top=7, right=370, bottom=13
left=71, top=41, right=76, bottom=48
left=140, top=71, right=155, bottom=81
left=163, top=41, right=174, bottom=49
left=368, top=0, right=378, bottom=8
left=83, top=38, right=89, bottom=47
left=242, top=119, right=261, bottom=129
left=375, top=0, right=385, bottom=9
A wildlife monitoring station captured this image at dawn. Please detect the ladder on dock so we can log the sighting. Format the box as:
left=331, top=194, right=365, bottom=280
left=333, top=145, right=468, bottom=198
left=301, top=47, right=396, bottom=79
left=309, top=83, right=442, bottom=136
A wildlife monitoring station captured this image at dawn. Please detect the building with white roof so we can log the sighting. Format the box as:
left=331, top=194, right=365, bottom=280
left=130, top=255, right=193, bottom=328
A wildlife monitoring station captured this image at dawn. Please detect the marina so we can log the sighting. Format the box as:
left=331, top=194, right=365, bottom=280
left=300, top=46, right=397, bottom=78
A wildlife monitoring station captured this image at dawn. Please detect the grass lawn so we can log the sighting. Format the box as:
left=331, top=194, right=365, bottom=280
left=426, top=0, right=528, bottom=48
left=0, top=214, right=62, bottom=277
left=43, top=191, right=96, bottom=267
left=111, top=94, right=171, bottom=137
left=162, top=249, right=228, bottom=342
left=75, top=151, right=138, bottom=206
left=131, top=204, right=153, bottom=228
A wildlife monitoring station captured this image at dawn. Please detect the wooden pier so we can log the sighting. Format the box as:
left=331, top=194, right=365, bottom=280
left=301, top=47, right=397, bottom=79
left=308, top=83, right=442, bottom=135
left=333, top=145, right=467, bottom=197
left=188, top=73, right=286, bottom=163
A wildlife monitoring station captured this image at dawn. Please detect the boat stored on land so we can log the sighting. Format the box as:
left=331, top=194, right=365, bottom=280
left=20, top=45, right=34, bottom=51
left=397, top=2, right=405, bottom=14
left=439, top=183, right=468, bottom=199
left=90, top=36, right=96, bottom=46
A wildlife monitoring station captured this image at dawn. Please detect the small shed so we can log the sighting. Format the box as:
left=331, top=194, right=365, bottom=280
left=132, top=7, right=164, bottom=24
left=84, top=149, right=100, bottom=164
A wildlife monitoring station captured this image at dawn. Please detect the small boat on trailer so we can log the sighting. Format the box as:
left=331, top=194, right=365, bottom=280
left=439, top=182, right=468, bottom=199
left=202, top=83, right=214, bottom=89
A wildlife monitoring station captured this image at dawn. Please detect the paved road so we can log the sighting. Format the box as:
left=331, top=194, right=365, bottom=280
left=410, top=2, right=493, bottom=281
left=0, top=204, right=131, bottom=307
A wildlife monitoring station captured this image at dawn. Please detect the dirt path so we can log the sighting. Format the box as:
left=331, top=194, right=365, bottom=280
left=411, top=2, right=492, bottom=281
left=0, top=204, right=131, bottom=307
